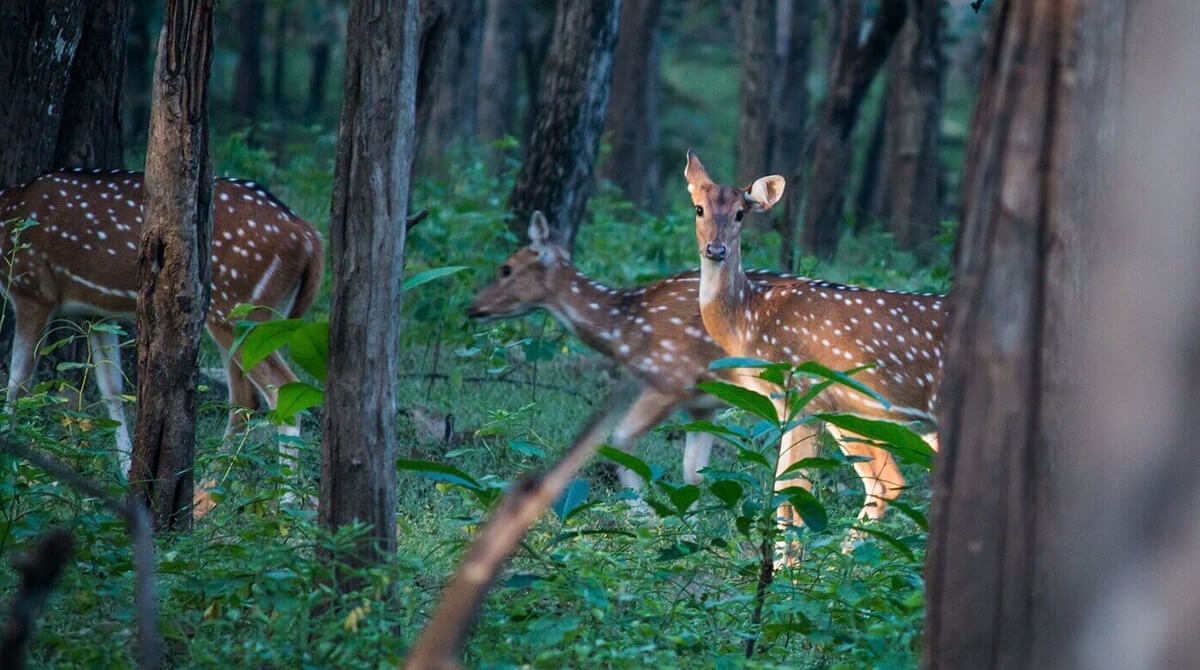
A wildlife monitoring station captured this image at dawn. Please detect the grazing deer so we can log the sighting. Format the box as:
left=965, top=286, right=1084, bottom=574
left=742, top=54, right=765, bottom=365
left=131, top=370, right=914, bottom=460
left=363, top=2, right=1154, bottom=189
left=683, top=151, right=944, bottom=529
left=0, top=168, right=324, bottom=474
left=467, top=212, right=795, bottom=488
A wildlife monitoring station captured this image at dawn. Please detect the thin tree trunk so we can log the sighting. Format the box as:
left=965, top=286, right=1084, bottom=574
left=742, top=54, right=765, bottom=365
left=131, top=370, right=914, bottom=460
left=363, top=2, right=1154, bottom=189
left=922, top=0, right=1123, bottom=666
left=124, top=0, right=155, bottom=147
left=305, top=3, right=335, bottom=119
left=601, top=0, right=663, bottom=208
left=770, top=0, right=815, bottom=271
left=130, top=0, right=215, bottom=532
left=232, top=0, right=264, bottom=117
left=736, top=0, right=775, bottom=185
left=508, top=0, right=622, bottom=253
left=801, top=0, right=908, bottom=258
left=478, top=0, right=525, bottom=142
left=320, top=0, right=419, bottom=575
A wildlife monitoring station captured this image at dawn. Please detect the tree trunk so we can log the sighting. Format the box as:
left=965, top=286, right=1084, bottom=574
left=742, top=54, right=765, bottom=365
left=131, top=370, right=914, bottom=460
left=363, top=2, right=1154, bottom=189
left=129, top=0, right=215, bottom=532
left=770, top=0, right=815, bottom=271
left=877, top=0, right=945, bottom=252
left=271, top=6, right=287, bottom=111
left=519, top=0, right=556, bottom=146
left=736, top=0, right=775, bottom=184
left=305, top=3, right=335, bottom=119
left=320, top=0, right=418, bottom=575
left=601, top=0, right=663, bottom=208
left=0, top=1, right=87, bottom=187
left=124, top=0, right=155, bottom=147
left=508, top=0, right=622, bottom=253
left=477, top=0, right=525, bottom=142
left=801, top=0, right=908, bottom=259
left=56, top=0, right=128, bottom=169
left=415, top=0, right=483, bottom=163
left=232, top=0, right=264, bottom=118
left=922, top=0, right=1124, bottom=666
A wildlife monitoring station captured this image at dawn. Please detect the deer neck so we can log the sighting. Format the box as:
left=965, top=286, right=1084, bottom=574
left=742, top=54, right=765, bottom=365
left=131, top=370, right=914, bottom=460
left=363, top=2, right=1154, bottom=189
left=545, top=263, right=624, bottom=356
left=698, top=245, right=756, bottom=356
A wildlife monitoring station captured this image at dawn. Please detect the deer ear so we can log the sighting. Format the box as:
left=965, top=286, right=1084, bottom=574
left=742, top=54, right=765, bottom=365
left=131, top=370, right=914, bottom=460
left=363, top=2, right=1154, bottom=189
left=745, top=175, right=786, bottom=212
left=527, top=211, right=550, bottom=247
left=684, top=149, right=712, bottom=193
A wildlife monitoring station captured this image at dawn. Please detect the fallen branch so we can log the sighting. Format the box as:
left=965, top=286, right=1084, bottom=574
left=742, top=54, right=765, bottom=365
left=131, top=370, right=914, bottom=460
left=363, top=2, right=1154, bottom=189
left=0, top=437, right=161, bottom=670
left=403, top=380, right=638, bottom=669
left=1, top=530, right=73, bottom=670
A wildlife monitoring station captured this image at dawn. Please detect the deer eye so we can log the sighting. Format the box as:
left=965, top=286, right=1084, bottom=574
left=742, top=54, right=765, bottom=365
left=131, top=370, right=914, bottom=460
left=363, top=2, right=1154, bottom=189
left=695, top=205, right=704, bottom=217
left=735, top=210, right=745, bottom=222
left=501, top=265, right=512, bottom=277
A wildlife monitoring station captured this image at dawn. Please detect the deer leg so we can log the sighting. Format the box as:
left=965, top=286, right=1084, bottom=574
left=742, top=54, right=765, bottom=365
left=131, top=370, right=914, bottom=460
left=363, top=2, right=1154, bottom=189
left=86, top=328, right=132, bottom=475
left=773, top=424, right=821, bottom=565
left=681, top=408, right=715, bottom=485
left=5, top=302, right=51, bottom=406
left=826, top=425, right=906, bottom=522
left=608, top=388, right=679, bottom=491
left=221, top=352, right=261, bottom=436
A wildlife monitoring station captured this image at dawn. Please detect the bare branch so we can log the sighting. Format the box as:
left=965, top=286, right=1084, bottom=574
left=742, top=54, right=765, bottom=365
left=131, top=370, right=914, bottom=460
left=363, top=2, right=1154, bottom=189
left=403, top=380, right=639, bottom=669
left=1, top=530, right=73, bottom=670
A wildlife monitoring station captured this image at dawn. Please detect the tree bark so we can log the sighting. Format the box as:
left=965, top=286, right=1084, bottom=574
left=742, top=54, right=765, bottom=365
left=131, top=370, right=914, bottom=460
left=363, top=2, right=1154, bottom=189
left=477, top=0, right=525, bottom=142
left=320, top=0, right=419, bottom=574
left=519, top=0, right=556, bottom=146
left=55, top=0, right=128, bottom=169
left=770, top=0, right=815, bottom=271
left=130, top=0, right=215, bottom=532
left=801, top=0, right=908, bottom=259
left=922, top=0, right=1124, bottom=666
left=232, top=0, right=264, bottom=118
left=508, top=0, right=622, bottom=253
left=124, top=0, right=155, bottom=147
left=736, top=0, right=775, bottom=184
left=601, top=0, right=663, bottom=208
left=415, top=0, right=483, bottom=162
left=875, top=0, right=945, bottom=252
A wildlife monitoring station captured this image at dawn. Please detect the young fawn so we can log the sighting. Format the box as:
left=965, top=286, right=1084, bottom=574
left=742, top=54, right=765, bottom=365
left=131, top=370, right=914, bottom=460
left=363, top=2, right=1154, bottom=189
left=467, top=212, right=793, bottom=488
left=0, top=169, right=324, bottom=474
left=683, top=151, right=944, bottom=528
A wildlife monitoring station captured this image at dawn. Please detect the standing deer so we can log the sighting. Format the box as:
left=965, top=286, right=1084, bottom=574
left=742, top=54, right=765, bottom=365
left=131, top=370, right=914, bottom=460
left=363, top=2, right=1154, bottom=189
left=0, top=168, right=324, bottom=475
left=467, top=211, right=795, bottom=489
left=682, top=151, right=944, bottom=530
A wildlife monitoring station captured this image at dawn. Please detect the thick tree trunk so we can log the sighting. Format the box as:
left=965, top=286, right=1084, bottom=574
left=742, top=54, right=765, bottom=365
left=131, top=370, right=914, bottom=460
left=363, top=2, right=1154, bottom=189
left=922, top=0, right=1124, bottom=666
left=320, top=0, right=418, bottom=574
left=0, top=1, right=87, bottom=187
left=770, top=0, right=815, bottom=271
left=477, top=0, right=525, bottom=142
left=601, top=0, right=663, bottom=208
left=415, top=0, right=483, bottom=162
left=801, top=0, right=908, bottom=259
left=508, top=0, right=622, bottom=253
left=736, top=0, right=775, bottom=184
left=56, top=0, right=128, bottom=169
left=130, top=0, right=215, bottom=532
left=232, top=0, right=264, bottom=118
left=876, top=0, right=945, bottom=252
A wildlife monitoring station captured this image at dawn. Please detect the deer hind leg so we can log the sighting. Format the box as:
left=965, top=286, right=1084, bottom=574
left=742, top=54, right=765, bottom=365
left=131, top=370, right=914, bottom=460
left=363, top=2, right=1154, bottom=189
left=826, top=425, right=906, bottom=522
left=206, top=324, right=301, bottom=459
left=608, top=387, right=679, bottom=491
left=221, top=351, right=261, bottom=436
left=87, top=328, right=133, bottom=475
left=773, top=424, right=821, bottom=564
left=5, top=301, right=51, bottom=406
left=681, top=408, right=716, bottom=485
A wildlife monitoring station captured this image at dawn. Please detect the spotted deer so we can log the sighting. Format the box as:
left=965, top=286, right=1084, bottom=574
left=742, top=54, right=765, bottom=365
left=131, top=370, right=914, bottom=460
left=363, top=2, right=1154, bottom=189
left=0, top=168, right=324, bottom=474
left=467, top=211, right=796, bottom=489
left=683, top=151, right=945, bottom=529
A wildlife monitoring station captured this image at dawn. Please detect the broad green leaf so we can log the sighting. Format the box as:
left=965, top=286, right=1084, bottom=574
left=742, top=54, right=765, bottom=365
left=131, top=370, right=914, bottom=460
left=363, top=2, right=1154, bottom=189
left=596, top=446, right=653, bottom=483
left=233, top=319, right=305, bottom=370
left=552, top=479, right=589, bottom=522
left=401, top=265, right=469, bottom=292
left=793, top=361, right=889, bottom=408
left=657, top=481, right=700, bottom=515
left=696, top=381, right=778, bottom=423
left=887, top=499, right=929, bottom=531
left=508, top=439, right=545, bottom=459
left=777, top=486, right=828, bottom=532
left=396, top=458, right=481, bottom=491
left=709, top=480, right=744, bottom=507
left=851, top=525, right=917, bottom=561
left=708, top=356, right=787, bottom=371
left=777, top=457, right=845, bottom=479
left=268, top=382, right=324, bottom=423
left=815, top=413, right=935, bottom=469
left=286, top=320, right=329, bottom=382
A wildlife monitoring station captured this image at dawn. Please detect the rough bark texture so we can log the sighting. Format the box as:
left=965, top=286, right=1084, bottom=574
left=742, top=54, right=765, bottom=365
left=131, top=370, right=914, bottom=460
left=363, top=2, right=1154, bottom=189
left=129, top=0, right=215, bottom=532
left=55, top=0, right=128, bottom=169
left=601, top=0, right=663, bottom=208
left=875, top=0, right=945, bottom=252
left=232, top=0, right=265, bottom=117
left=770, top=0, right=815, bottom=271
left=922, top=0, right=1123, bottom=667
left=320, top=0, right=419, bottom=572
left=415, top=0, right=483, bottom=161
left=801, top=0, right=908, bottom=258
left=0, top=1, right=87, bottom=187
left=508, top=0, right=622, bottom=253
left=477, top=0, right=525, bottom=141
left=736, top=0, right=775, bottom=184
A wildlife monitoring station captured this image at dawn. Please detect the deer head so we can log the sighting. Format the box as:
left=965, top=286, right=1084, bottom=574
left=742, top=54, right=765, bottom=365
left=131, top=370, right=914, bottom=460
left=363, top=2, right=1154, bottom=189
left=466, top=211, right=569, bottom=321
left=684, top=150, right=785, bottom=264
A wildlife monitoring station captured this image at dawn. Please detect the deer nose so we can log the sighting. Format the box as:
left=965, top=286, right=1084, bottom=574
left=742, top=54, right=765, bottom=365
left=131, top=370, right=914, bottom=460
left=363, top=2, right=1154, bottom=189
left=704, top=242, right=727, bottom=262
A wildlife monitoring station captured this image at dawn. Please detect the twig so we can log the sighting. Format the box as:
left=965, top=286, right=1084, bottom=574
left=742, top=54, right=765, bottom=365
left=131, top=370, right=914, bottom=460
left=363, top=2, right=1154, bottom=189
left=403, top=381, right=638, bottom=669
left=744, top=537, right=776, bottom=658
left=1, top=530, right=73, bottom=670
left=0, top=437, right=161, bottom=670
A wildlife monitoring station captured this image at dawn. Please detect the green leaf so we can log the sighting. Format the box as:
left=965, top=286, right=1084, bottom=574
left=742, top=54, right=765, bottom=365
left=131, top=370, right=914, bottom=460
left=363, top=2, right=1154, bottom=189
left=401, top=265, right=469, bottom=292
left=552, top=479, right=589, bottom=522
left=850, top=525, right=917, bottom=561
left=709, top=480, right=744, bottom=507
left=696, top=381, right=778, bottom=423
left=707, top=356, right=786, bottom=370
left=508, top=439, right=545, bottom=459
left=657, top=481, right=700, bottom=515
left=815, top=413, right=935, bottom=469
left=396, top=458, right=481, bottom=491
left=286, top=320, right=329, bottom=382
left=233, top=319, right=305, bottom=371
left=887, top=499, right=928, bottom=531
left=777, top=486, right=828, bottom=532
left=268, top=382, right=324, bottom=424
left=596, top=446, right=653, bottom=483
left=777, top=457, right=846, bottom=478
left=793, top=361, right=889, bottom=408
